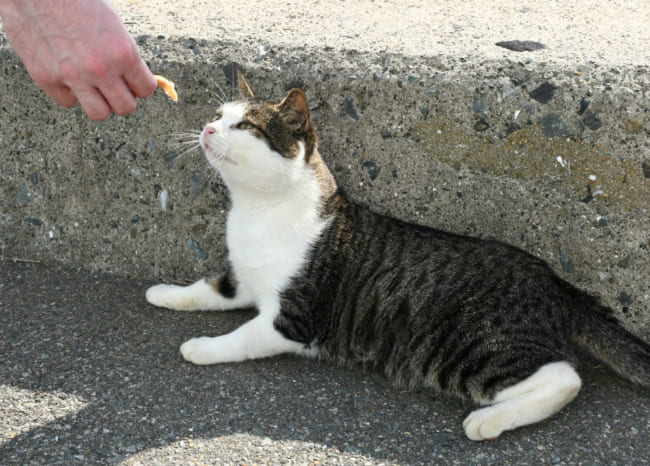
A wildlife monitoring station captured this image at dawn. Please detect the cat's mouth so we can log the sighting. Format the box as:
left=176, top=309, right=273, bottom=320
left=202, top=137, right=237, bottom=166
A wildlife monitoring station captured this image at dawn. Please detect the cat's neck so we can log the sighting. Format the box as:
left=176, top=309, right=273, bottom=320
left=229, top=183, right=319, bottom=222
left=228, top=148, right=336, bottom=222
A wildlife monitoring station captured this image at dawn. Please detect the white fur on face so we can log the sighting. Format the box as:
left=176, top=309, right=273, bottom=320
left=200, top=102, right=305, bottom=198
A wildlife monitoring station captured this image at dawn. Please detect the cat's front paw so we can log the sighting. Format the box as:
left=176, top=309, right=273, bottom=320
left=180, top=337, right=220, bottom=365
left=146, top=283, right=210, bottom=311
left=462, top=406, right=509, bottom=441
left=146, top=284, right=186, bottom=309
left=146, top=279, right=228, bottom=311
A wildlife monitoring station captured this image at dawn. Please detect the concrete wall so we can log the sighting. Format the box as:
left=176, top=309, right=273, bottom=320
left=1, top=36, right=648, bottom=337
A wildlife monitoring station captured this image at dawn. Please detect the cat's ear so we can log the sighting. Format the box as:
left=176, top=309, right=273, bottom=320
left=237, top=71, right=255, bottom=99
left=278, top=88, right=310, bottom=133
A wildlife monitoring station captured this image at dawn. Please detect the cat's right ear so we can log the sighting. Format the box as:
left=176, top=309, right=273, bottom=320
left=237, top=71, right=256, bottom=99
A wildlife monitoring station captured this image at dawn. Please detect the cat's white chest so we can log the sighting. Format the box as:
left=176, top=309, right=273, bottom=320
left=226, top=201, right=326, bottom=302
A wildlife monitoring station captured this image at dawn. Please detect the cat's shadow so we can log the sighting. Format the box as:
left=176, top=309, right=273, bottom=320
left=1, top=261, right=647, bottom=464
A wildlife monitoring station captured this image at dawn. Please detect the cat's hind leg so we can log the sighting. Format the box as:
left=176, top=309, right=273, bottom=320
left=463, top=361, right=581, bottom=441
left=146, top=271, right=254, bottom=311
left=180, top=314, right=306, bottom=365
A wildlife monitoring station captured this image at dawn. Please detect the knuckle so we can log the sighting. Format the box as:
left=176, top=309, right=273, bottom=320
left=87, top=56, right=110, bottom=79
left=110, top=41, right=138, bottom=66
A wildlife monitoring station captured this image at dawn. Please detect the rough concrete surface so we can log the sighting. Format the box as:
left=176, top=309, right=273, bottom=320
left=0, top=0, right=649, bottom=463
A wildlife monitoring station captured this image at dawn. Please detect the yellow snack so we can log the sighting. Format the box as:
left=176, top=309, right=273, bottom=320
left=154, top=75, right=178, bottom=102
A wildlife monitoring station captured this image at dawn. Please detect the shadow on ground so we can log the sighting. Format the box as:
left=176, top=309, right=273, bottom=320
left=0, top=259, right=648, bottom=464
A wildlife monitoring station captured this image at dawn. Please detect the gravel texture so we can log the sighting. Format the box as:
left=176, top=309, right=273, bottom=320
left=1, top=259, right=648, bottom=465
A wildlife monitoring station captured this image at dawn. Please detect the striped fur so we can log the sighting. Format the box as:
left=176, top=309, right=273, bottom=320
left=278, top=195, right=649, bottom=401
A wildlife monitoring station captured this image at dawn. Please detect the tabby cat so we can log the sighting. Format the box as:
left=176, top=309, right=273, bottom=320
left=146, top=73, right=650, bottom=440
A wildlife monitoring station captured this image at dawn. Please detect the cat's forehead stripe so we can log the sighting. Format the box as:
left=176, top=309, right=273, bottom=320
left=242, top=102, right=304, bottom=160
left=215, top=97, right=315, bottom=161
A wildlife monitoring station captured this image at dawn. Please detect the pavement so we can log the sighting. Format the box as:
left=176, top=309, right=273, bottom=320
left=1, top=258, right=649, bottom=464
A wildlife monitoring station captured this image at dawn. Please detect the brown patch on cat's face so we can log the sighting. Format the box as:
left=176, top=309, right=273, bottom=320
left=242, top=89, right=338, bottom=204
left=240, top=88, right=317, bottom=160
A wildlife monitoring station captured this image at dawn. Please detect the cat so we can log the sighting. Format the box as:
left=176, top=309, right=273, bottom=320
left=146, top=73, right=650, bottom=441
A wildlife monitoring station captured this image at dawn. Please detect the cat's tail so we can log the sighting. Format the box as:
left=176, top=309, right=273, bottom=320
left=572, top=298, right=650, bottom=388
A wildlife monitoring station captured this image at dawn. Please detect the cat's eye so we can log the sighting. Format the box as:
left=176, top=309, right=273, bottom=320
left=236, top=122, right=255, bottom=130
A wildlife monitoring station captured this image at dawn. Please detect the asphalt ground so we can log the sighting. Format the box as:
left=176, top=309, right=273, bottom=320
left=0, top=258, right=648, bottom=465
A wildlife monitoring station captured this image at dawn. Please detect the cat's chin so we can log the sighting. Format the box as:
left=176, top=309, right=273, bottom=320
left=209, top=152, right=238, bottom=166
left=203, top=145, right=237, bottom=166
left=202, top=136, right=236, bottom=165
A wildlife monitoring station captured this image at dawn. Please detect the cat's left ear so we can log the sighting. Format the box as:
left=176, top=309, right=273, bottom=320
left=278, top=88, right=310, bottom=133
left=237, top=71, right=255, bottom=99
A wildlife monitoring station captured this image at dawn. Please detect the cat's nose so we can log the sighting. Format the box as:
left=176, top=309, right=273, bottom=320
left=204, top=126, right=216, bottom=135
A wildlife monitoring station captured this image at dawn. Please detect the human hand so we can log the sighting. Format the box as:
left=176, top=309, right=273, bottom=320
left=0, top=0, right=157, bottom=120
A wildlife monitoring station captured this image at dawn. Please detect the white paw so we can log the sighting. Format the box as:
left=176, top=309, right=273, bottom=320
left=463, top=405, right=511, bottom=441
left=180, top=337, right=219, bottom=365
left=146, top=283, right=200, bottom=311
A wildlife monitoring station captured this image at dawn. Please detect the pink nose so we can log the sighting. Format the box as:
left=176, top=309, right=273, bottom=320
left=204, top=126, right=216, bottom=135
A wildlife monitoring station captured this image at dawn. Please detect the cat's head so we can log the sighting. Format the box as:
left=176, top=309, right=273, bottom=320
left=200, top=73, right=327, bottom=197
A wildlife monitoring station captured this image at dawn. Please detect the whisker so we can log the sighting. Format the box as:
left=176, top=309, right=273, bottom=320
left=180, top=143, right=201, bottom=152
left=169, top=138, right=201, bottom=144
left=168, top=141, right=201, bottom=150
left=152, top=131, right=201, bottom=142
left=169, top=134, right=200, bottom=140
left=206, top=76, right=228, bottom=103
left=175, top=144, right=202, bottom=160
left=207, top=91, right=225, bottom=105
left=205, top=77, right=225, bottom=101
left=169, top=134, right=201, bottom=140
left=207, top=171, right=221, bottom=186
left=170, top=130, right=201, bottom=136
left=167, top=131, right=201, bottom=144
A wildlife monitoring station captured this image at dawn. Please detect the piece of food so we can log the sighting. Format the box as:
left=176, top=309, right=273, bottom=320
left=154, top=75, right=178, bottom=102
